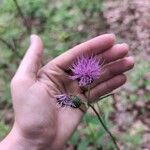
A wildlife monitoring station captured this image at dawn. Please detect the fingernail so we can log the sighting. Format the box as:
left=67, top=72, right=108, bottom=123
left=108, top=33, right=116, bottom=42
left=108, top=33, right=115, bottom=37
left=30, top=35, right=35, bottom=43
left=126, top=56, right=134, bottom=62
left=125, top=56, right=135, bottom=67
left=121, top=43, right=129, bottom=49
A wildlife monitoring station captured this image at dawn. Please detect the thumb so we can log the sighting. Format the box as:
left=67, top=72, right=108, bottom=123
left=16, top=34, right=43, bottom=79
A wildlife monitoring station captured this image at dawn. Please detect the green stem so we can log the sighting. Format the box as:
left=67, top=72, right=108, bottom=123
left=87, top=86, right=119, bottom=150
left=88, top=103, right=119, bottom=150
left=97, top=93, right=114, bottom=118
left=99, top=93, right=114, bottom=101
left=87, top=85, right=91, bottom=102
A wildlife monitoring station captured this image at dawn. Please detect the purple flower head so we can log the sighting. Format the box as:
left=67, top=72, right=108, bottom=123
left=55, top=94, right=80, bottom=108
left=70, top=55, right=101, bottom=86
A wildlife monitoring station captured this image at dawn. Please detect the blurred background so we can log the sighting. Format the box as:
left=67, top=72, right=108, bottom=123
left=0, top=0, right=149, bottom=149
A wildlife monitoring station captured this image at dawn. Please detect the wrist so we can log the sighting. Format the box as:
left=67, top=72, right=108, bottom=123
left=0, top=124, right=52, bottom=150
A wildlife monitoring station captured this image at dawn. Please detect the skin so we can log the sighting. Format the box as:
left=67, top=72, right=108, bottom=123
left=0, top=34, right=134, bottom=150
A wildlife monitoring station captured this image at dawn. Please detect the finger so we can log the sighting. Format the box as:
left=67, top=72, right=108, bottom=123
left=16, top=35, right=43, bottom=79
left=91, top=56, right=134, bottom=88
left=98, top=43, right=129, bottom=64
left=49, top=33, right=115, bottom=69
left=86, top=74, right=126, bottom=102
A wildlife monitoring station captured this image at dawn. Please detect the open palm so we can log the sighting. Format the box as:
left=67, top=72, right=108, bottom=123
left=10, top=34, right=134, bottom=150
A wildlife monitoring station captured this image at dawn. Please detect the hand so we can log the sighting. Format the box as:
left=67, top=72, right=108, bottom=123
left=0, top=34, right=134, bottom=150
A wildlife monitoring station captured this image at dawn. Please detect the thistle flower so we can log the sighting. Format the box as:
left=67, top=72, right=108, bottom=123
left=70, top=55, right=101, bottom=86
left=55, top=94, right=81, bottom=108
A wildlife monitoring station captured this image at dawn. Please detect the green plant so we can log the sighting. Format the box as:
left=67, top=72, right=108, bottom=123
left=0, top=122, right=10, bottom=140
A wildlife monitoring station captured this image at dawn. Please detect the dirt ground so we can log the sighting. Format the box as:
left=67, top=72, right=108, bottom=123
left=103, top=0, right=150, bottom=149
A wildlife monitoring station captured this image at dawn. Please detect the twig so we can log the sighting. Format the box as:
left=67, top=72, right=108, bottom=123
left=111, top=94, right=118, bottom=111
left=12, top=0, right=31, bottom=34
left=0, top=37, right=22, bottom=58
left=0, top=38, right=15, bottom=51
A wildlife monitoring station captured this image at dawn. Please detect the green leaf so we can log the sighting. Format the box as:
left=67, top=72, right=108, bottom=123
left=0, top=122, right=10, bottom=139
left=77, top=139, right=89, bottom=150
left=69, top=131, right=80, bottom=145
